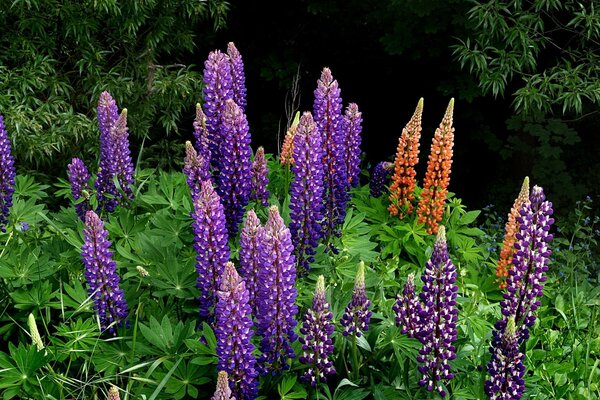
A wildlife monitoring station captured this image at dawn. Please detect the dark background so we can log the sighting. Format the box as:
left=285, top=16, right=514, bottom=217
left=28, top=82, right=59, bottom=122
left=187, top=0, right=599, bottom=215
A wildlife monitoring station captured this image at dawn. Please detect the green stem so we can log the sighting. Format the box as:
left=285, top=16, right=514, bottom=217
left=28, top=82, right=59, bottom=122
left=352, top=333, right=359, bottom=381
left=0, top=230, right=13, bottom=259
left=130, top=301, right=143, bottom=361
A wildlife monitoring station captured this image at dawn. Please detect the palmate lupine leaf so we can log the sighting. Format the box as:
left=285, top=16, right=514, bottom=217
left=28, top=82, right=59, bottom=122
left=0, top=342, right=47, bottom=398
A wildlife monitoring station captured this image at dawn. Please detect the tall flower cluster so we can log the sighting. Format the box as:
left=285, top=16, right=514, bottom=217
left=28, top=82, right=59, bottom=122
left=256, top=205, right=298, bottom=374
left=218, top=99, right=253, bottom=235
left=495, top=177, right=530, bottom=289
left=388, top=98, right=423, bottom=218
left=280, top=113, right=300, bottom=166
left=342, top=103, right=363, bottom=187
left=215, top=262, right=258, bottom=399
left=416, top=99, right=455, bottom=235
left=192, top=180, right=230, bottom=321
left=107, top=386, right=121, bottom=400
left=192, top=103, right=211, bottom=166
left=0, top=114, right=16, bottom=232
left=95, top=91, right=119, bottom=212
left=203, top=49, right=234, bottom=172
left=110, top=109, right=135, bottom=202
left=238, top=209, right=263, bottom=315
left=340, top=261, right=372, bottom=337
left=183, top=141, right=210, bottom=200
left=299, top=275, right=335, bottom=386
left=289, top=112, right=325, bottom=275
left=369, top=161, right=393, bottom=198
left=486, top=185, right=554, bottom=399
left=211, top=371, right=235, bottom=400
left=313, top=67, right=348, bottom=239
left=393, top=273, right=422, bottom=338
left=398, top=227, right=458, bottom=397
left=94, top=93, right=135, bottom=212
left=250, top=146, right=269, bottom=206
left=67, top=157, right=92, bottom=220
left=227, top=42, right=247, bottom=111
left=80, top=210, right=129, bottom=334
left=486, top=317, right=525, bottom=400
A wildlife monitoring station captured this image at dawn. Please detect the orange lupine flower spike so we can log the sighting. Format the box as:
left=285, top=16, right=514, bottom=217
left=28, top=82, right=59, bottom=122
left=416, top=98, right=455, bottom=235
left=496, top=176, right=530, bottom=289
left=280, top=112, right=300, bottom=166
left=388, top=98, right=424, bottom=218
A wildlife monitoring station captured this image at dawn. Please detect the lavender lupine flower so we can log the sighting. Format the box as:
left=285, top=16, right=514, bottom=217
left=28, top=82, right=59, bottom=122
left=193, top=103, right=212, bottom=163
left=417, top=226, right=458, bottom=397
left=227, top=42, right=247, bottom=111
left=67, top=158, right=92, bottom=220
left=289, top=112, right=324, bottom=275
left=340, top=261, right=371, bottom=337
left=299, top=275, right=335, bottom=386
left=81, top=210, right=128, bottom=334
left=342, top=103, right=363, bottom=187
left=486, top=185, right=554, bottom=399
left=203, top=50, right=233, bottom=172
left=0, top=115, right=16, bottom=232
left=250, top=146, right=269, bottom=206
left=192, top=180, right=230, bottom=320
left=238, top=209, right=263, bottom=315
left=392, top=273, right=422, bottom=338
left=95, top=91, right=119, bottom=212
left=110, top=109, right=135, bottom=203
left=183, top=141, right=210, bottom=200
left=485, top=317, right=526, bottom=400
left=256, top=205, right=299, bottom=375
left=212, top=371, right=235, bottom=400
left=313, top=67, right=348, bottom=239
left=215, top=262, right=258, bottom=399
left=369, top=161, right=393, bottom=198
left=218, top=99, right=253, bottom=235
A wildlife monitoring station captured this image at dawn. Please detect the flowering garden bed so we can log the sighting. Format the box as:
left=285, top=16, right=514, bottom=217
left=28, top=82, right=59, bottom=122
left=0, top=43, right=598, bottom=400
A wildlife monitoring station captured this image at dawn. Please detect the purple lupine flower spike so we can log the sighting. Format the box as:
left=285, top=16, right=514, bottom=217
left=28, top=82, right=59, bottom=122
left=251, top=146, right=269, bottom=206
left=486, top=316, right=526, bottom=399
left=183, top=141, right=210, bottom=200
left=289, top=112, right=324, bottom=275
left=227, top=42, right=247, bottom=111
left=340, top=261, right=372, bottom=337
left=0, top=115, right=16, bottom=232
left=110, top=109, right=135, bottom=203
left=342, top=103, right=363, bottom=187
left=192, top=180, right=230, bottom=321
left=81, top=210, right=128, bottom=334
left=392, top=273, right=422, bottom=338
left=256, top=205, right=298, bottom=375
left=212, top=371, right=235, bottom=400
left=67, top=158, right=92, bottom=220
left=239, top=209, right=263, bottom=315
left=313, top=67, right=348, bottom=239
left=299, top=275, right=336, bottom=387
left=486, top=185, right=554, bottom=400
left=417, top=226, right=458, bottom=397
left=193, top=103, right=212, bottom=163
left=95, top=91, right=119, bottom=213
left=215, top=262, right=258, bottom=400
left=370, top=161, right=394, bottom=198
left=218, top=99, right=252, bottom=235
left=203, top=50, right=233, bottom=172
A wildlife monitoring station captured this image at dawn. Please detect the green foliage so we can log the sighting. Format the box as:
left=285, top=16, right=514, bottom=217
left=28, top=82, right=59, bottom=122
left=0, top=0, right=229, bottom=170
left=454, top=0, right=600, bottom=116
left=0, top=157, right=598, bottom=398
